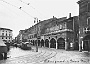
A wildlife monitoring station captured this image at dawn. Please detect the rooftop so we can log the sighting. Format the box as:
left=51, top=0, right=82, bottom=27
left=0, top=28, right=12, bottom=31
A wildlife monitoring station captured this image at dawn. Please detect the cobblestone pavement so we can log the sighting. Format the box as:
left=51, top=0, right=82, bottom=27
left=0, top=46, right=90, bottom=64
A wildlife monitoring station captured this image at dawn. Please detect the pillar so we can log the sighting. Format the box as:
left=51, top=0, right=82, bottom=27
left=65, top=38, right=68, bottom=50
left=49, top=39, right=50, bottom=48
left=88, top=40, right=90, bottom=52
left=49, top=37, right=50, bottom=48
left=79, top=37, right=82, bottom=52
left=82, top=41, right=83, bottom=50
left=44, top=42, right=45, bottom=47
left=56, top=40, right=58, bottom=49
left=36, top=40, right=38, bottom=52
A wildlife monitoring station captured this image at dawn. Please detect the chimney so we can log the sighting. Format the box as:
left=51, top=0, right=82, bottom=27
left=53, top=16, right=55, bottom=18
left=69, top=13, right=71, bottom=18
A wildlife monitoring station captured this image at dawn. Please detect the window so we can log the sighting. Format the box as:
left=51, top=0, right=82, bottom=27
left=87, top=17, right=90, bottom=25
left=6, top=33, right=7, bottom=36
left=9, top=37, right=10, bottom=39
left=6, top=37, right=7, bottom=39
left=2, top=37, right=3, bottom=39
left=2, top=30, right=4, bottom=32
left=2, top=33, right=4, bottom=36
left=9, top=34, right=10, bottom=36
left=59, top=24, right=62, bottom=30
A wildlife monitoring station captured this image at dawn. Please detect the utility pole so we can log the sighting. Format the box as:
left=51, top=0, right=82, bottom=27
left=34, top=17, right=39, bottom=52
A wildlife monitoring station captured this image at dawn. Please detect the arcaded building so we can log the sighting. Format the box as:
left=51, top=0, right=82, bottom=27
left=41, top=15, right=79, bottom=50
left=24, top=15, right=79, bottom=51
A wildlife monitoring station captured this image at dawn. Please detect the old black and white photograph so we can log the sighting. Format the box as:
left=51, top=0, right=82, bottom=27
left=0, top=0, right=90, bottom=64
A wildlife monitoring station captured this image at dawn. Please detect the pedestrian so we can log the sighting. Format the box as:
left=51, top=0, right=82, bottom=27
left=3, top=53, right=7, bottom=59
left=15, top=44, right=17, bottom=48
left=0, top=53, right=3, bottom=60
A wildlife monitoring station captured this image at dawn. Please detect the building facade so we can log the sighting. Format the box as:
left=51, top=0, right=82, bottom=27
left=0, top=28, right=13, bottom=42
left=41, top=16, right=79, bottom=50
left=19, top=15, right=79, bottom=51
left=78, top=0, right=90, bottom=51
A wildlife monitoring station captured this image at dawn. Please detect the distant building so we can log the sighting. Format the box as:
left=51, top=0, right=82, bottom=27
left=0, top=28, right=13, bottom=42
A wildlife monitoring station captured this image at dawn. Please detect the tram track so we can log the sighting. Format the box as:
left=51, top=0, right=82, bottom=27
left=24, top=50, right=46, bottom=63
left=29, top=49, right=57, bottom=64
left=0, top=50, right=43, bottom=64
left=2, top=50, right=46, bottom=64
left=0, top=48, right=57, bottom=64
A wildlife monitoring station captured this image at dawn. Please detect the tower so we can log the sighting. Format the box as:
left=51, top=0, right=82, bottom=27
left=78, top=0, right=90, bottom=51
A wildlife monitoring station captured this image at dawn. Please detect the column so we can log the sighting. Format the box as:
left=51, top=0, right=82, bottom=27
left=79, top=37, right=82, bottom=52
left=44, top=42, right=45, bottom=47
left=82, top=41, right=83, bottom=50
left=65, top=38, right=68, bottom=51
left=49, top=40, right=50, bottom=48
left=36, top=40, right=38, bottom=52
left=88, top=40, right=90, bottom=52
left=37, top=40, right=38, bottom=46
left=56, top=40, right=58, bottom=49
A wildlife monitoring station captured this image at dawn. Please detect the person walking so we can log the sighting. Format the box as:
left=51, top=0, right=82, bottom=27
left=0, top=53, right=3, bottom=60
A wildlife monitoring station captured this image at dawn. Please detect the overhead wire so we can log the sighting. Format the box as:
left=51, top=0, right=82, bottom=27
left=0, top=2, right=18, bottom=16
left=19, top=0, right=46, bottom=18
left=1, top=0, right=35, bottom=18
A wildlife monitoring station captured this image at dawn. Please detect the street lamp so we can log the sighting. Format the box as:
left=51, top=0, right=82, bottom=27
left=34, top=17, right=39, bottom=52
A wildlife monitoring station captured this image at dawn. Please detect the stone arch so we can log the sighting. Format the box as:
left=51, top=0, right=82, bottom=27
left=41, top=39, right=44, bottom=47
left=45, top=39, right=49, bottom=47
left=83, top=35, right=90, bottom=51
left=57, top=38, right=65, bottom=49
left=50, top=38, right=56, bottom=48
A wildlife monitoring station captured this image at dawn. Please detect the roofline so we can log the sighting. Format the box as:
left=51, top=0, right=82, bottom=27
left=0, top=28, right=13, bottom=31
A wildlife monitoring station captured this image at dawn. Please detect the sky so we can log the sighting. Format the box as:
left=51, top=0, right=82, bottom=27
left=0, top=0, right=79, bottom=38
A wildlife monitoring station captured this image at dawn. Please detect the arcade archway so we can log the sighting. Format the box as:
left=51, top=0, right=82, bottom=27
left=83, top=35, right=90, bottom=51
left=45, top=39, right=49, bottom=47
left=41, top=39, right=44, bottom=47
left=50, top=38, right=56, bottom=48
left=57, top=38, right=65, bottom=49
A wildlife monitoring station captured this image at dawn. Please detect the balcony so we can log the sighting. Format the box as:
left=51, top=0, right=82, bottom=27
left=43, top=29, right=73, bottom=36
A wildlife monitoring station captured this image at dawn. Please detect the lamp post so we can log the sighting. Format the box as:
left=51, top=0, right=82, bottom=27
left=34, top=17, right=39, bottom=52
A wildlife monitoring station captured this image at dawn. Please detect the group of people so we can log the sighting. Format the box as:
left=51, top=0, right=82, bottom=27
left=0, top=53, right=7, bottom=60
